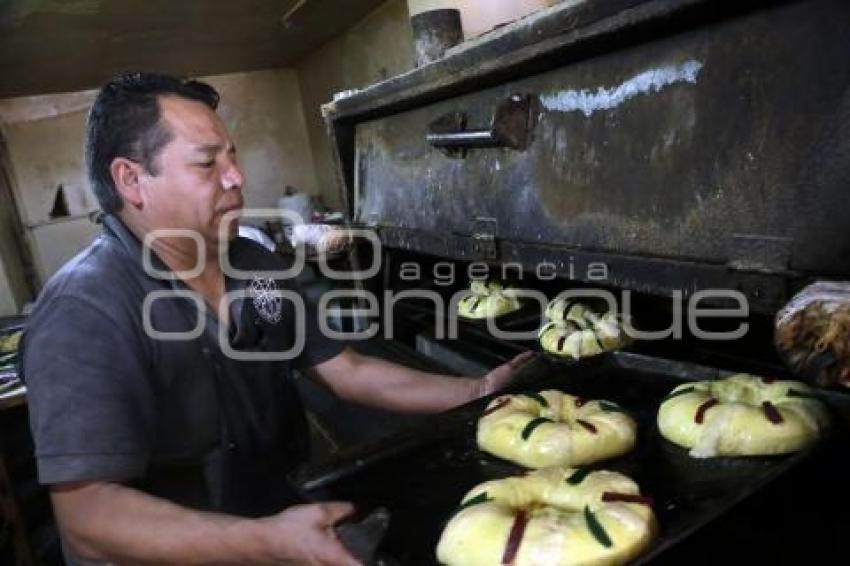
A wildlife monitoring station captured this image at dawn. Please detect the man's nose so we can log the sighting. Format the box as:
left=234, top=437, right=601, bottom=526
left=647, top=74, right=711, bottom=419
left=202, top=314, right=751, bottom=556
left=221, top=159, right=244, bottom=191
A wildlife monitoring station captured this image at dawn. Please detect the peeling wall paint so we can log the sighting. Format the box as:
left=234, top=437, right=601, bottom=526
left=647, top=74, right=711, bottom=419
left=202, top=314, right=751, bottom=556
left=0, top=0, right=101, bottom=26
left=0, top=90, right=97, bottom=124
left=540, top=60, right=704, bottom=116
left=0, top=68, right=318, bottom=283
left=2, top=105, right=108, bottom=282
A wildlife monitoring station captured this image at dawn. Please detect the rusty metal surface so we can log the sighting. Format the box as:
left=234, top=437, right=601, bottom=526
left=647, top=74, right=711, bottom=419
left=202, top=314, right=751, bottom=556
left=351, top=0, right=850, bottom=282
left=324, top=0, right=690, bottom=218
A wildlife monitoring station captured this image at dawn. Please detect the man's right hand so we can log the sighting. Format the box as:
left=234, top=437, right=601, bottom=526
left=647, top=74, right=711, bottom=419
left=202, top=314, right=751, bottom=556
left=51, top=482, right=362, bottom=565
left=256, top=502, right=361, bottom=565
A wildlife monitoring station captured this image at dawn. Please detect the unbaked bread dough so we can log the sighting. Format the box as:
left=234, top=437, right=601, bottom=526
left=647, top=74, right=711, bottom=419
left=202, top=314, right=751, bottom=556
left=657, top=373, right=829, bottom=458
left=458, top=279, right=521, bottom=319
left=539, top=299, right=630, bottom=359
left=477, top=390, right=637, bottom=469
left=437, top=467, right=656, bottom=566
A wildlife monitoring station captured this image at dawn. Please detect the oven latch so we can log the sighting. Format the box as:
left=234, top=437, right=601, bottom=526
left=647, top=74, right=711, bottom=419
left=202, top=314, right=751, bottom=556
left=471, top=217, right=498, bottom=260
left=727, top=234, right=793, bottom=274
left=727, top=234, right=794, bottom=308
left=427, top=94, right=536, bottom=158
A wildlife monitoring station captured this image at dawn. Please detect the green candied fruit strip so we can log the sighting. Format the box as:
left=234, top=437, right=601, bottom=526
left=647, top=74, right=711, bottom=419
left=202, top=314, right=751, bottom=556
left=585, top=506, right=613, bottom=548
left=520, top=392, right=549, bottom=408
left=521, top=417, right=553, bottom=440
left=661, top=386, right=696, bottom=404
left=599, top=401, right=626, bottom=413
left=787, top=389, right=821, bottom=401
left=566, top=468, right=592, bottom=485
left=456, top=492, right=490, bottom=514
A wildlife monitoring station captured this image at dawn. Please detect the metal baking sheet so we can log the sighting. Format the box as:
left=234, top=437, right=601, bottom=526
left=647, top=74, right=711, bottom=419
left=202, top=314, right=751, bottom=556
left=296, top=350, right=847, bottom=565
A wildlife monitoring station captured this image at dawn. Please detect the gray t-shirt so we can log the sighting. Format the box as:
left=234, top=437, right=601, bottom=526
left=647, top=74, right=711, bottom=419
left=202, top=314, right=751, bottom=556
left=21, top=215, right=344, bottom=562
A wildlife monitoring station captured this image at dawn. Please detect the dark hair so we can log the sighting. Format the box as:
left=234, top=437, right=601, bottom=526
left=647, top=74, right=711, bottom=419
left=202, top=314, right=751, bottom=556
left=85, top=72, right=220, bottom=213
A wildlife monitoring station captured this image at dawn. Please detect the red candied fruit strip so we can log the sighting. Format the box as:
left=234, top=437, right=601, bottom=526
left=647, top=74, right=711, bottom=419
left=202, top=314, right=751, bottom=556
left=762, top=401, right=784, bottom=425
left=602, top=492, right=654, bottom=506
left=695, top=399, right=720, bottom=424
left=576, top=419, right=598, bottom=434
left=501, top=510, right=529, bottom=565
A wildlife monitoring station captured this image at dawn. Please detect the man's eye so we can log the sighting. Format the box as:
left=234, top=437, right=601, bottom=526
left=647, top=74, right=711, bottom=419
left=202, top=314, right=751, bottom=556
left=198, top=161, right=215, bottom=168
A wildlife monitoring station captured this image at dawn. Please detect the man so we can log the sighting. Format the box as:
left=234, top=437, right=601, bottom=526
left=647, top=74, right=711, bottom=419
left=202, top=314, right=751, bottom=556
left=21, top=72, right=530, bottom=565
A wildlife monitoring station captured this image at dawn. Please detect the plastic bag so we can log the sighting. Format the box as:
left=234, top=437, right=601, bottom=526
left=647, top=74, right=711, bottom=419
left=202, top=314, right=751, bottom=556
left=288, top=224, right=353, bottom=255
left=775, top=281, right=850, bottom=388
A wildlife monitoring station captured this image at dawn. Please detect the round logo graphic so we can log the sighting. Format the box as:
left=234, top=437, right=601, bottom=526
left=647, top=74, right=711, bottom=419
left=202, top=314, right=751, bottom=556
left=248, top=276, right=283, bottom=324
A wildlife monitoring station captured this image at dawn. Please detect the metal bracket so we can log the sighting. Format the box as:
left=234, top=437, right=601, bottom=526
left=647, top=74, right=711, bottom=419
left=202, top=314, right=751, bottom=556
left=427, top=94, right=536, bottom=158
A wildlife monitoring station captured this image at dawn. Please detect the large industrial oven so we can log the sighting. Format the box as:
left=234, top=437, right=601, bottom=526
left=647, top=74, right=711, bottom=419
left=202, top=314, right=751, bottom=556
left=294, top=0, right=850, bottom=564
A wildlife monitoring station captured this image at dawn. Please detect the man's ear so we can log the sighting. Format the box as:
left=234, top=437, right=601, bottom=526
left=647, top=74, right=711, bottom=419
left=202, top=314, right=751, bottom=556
left=110, top=157, right=143, bottom=208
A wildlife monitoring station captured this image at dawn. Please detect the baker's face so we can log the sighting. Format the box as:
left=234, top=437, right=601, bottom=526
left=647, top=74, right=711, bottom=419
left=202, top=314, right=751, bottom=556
left=137, top=95, right=244, bottom=244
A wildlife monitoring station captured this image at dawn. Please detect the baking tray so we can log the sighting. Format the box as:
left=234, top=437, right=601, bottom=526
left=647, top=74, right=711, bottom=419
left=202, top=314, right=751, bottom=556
left=296, top=350, right=848, bottom=565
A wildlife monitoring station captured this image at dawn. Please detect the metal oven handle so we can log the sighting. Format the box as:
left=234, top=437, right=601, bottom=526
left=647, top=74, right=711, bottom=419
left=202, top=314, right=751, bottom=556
left=427, top=129, right=499, bottom=148
left=427, top=93, right=536, bottom=156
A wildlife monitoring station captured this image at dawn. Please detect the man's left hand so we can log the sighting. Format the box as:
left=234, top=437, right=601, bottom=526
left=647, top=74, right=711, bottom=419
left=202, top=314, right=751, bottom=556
left=477, top=351, right=536, bottom=397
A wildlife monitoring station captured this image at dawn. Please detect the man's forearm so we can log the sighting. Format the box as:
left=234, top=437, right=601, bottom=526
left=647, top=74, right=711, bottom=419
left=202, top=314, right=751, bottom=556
left=317, top=351, right=480, bottom=414
left=312, top=349, right=534, bottom=415
left=53, top=482, right=278, bottom=565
